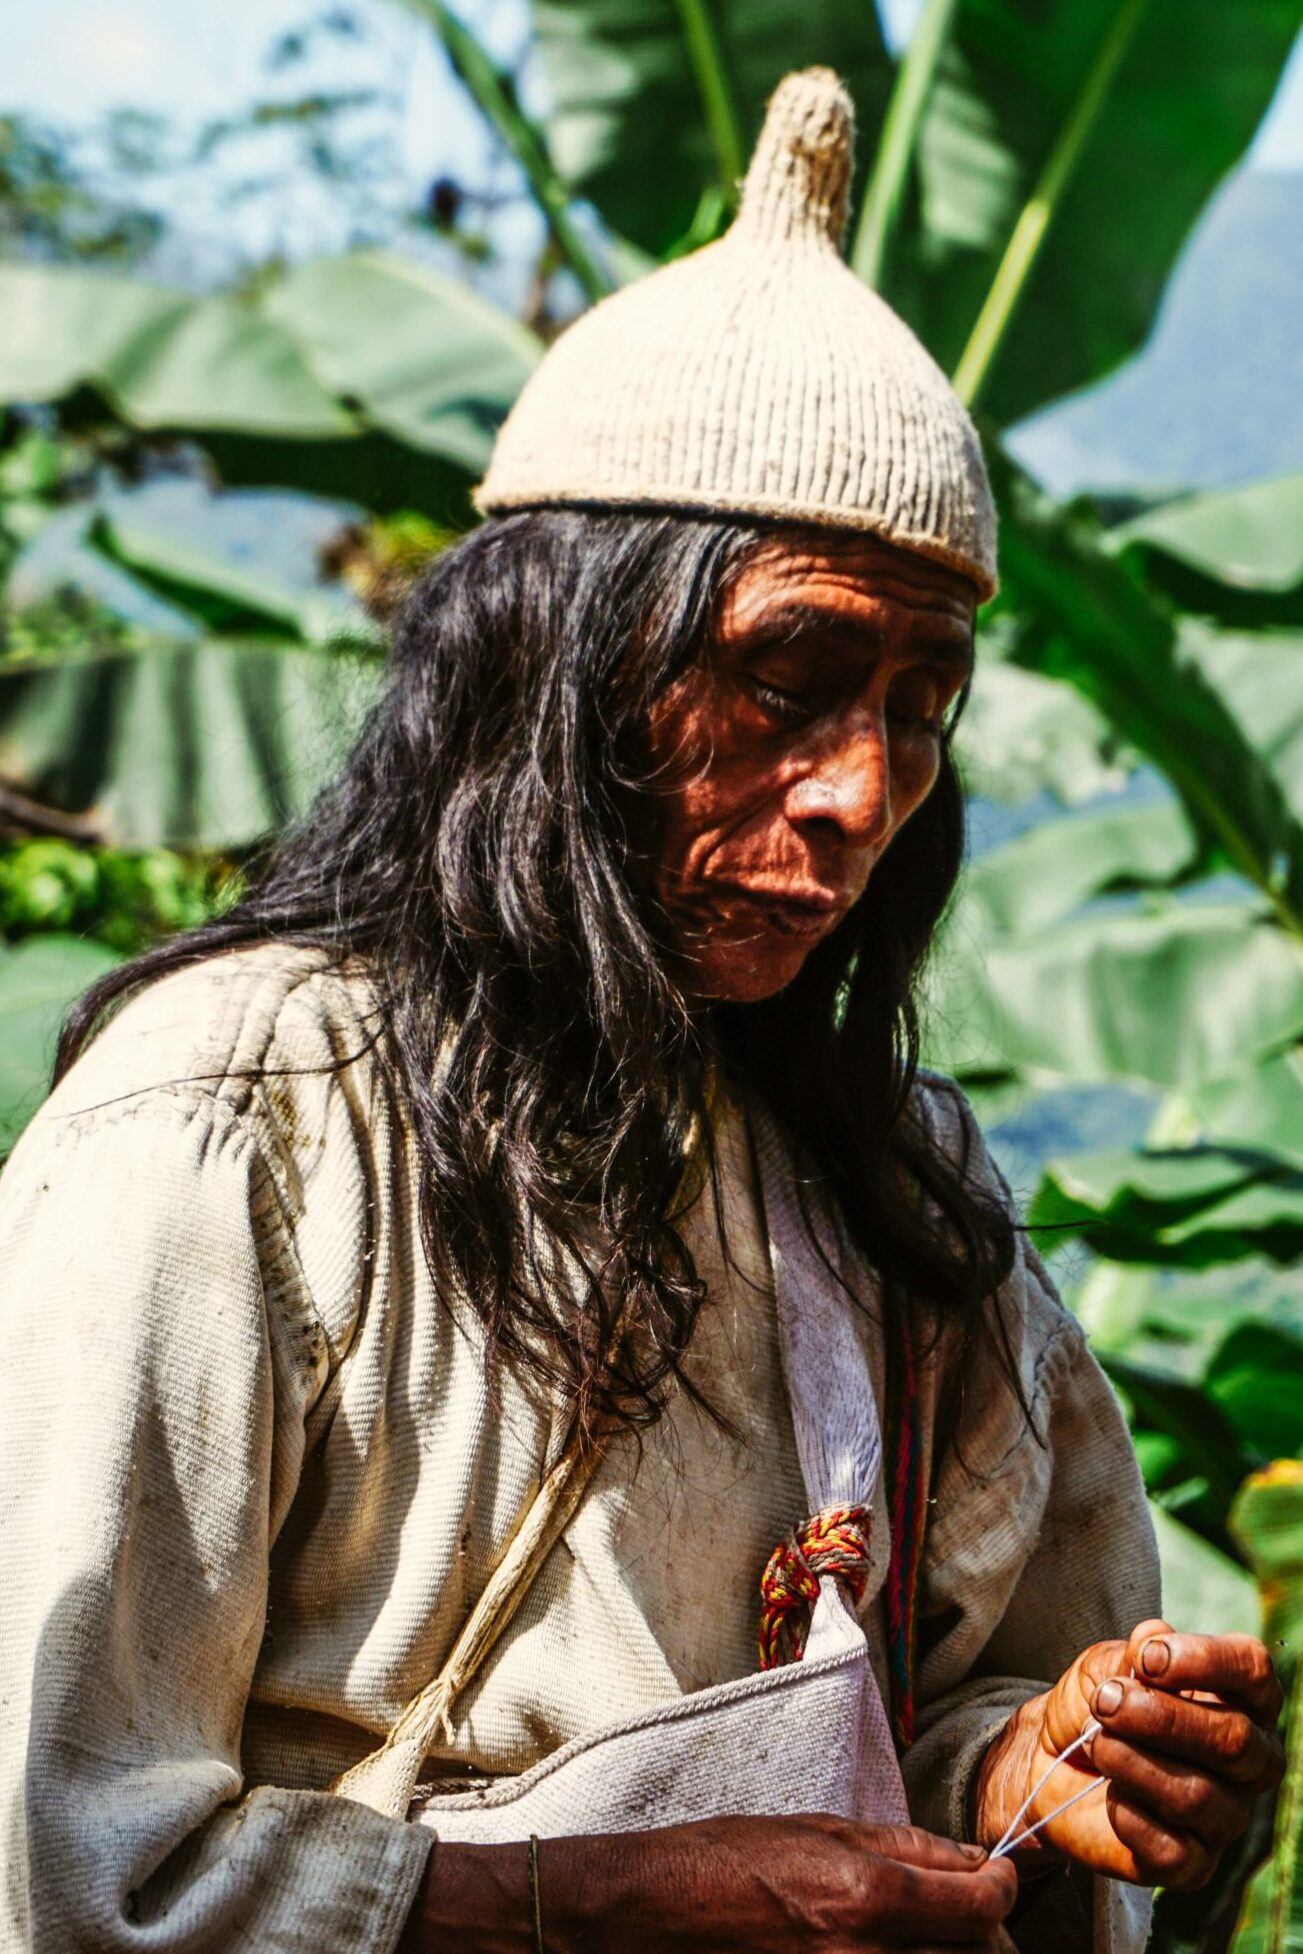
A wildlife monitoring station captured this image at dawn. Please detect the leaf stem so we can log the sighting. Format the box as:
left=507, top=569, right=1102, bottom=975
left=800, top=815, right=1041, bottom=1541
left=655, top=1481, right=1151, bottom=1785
left=411, top=0, right=612, bottom=305
left=673, top=0, right=745, bottom=198
left=1267, top=1650, right=1303, bottom=1953
left=952, top=0, right=1151, bottom=410
left=851, top=0, right=959, bottom=290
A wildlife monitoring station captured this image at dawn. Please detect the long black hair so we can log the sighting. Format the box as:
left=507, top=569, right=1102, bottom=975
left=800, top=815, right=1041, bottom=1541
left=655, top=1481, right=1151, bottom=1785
left=58, top=509, right=1014, bottom=1440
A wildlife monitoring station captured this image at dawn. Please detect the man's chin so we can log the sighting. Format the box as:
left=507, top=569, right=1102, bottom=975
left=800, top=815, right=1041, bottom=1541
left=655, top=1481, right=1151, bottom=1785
left=685, top=939, right=816, bottom=1005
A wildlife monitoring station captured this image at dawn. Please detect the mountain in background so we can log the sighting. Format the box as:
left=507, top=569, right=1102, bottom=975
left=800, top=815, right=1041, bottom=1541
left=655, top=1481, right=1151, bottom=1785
left=1011, top=169, right=1303, bottom=501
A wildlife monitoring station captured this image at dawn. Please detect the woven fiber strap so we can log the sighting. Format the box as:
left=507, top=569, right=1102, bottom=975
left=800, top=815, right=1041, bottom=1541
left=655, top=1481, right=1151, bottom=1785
left=330, top=1429, right=607, bottom=1818
left=758, top=1503, right=872, bottom=1669
left=883, top=1290, right=925, bottom=1746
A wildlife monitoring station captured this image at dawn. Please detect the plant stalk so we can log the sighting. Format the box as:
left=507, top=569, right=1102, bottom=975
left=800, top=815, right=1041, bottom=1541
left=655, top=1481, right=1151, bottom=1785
left=674, top=0, right=745, bottom=198
left=851, top=0, right=959, bottom=290
left=952, top=0, right=1151, bottom=410
left=411, top=0, right=612, bottom=305
left=1266, top=1654, right=1303, bottom=1954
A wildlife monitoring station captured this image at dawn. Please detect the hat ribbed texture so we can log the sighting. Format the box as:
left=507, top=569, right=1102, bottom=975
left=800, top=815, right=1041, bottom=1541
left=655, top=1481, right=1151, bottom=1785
left=476, top=68, right=997, bottom=599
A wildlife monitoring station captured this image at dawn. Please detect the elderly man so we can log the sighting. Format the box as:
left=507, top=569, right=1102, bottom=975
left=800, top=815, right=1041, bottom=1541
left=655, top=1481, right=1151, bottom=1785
left=0, top=68, right=1281, bottom=1954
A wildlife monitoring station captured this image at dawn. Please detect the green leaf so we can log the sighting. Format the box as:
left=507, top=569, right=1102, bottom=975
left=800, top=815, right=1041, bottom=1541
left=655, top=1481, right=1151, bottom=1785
left=1232, top=1460, right=1303, bottom=1678
left=1180, top=626, right=1303, bottom=833
left=1113, top=473, right=1303, bottom=607
left=992, top=456, right=1303, bottom=934
left=926, top=902, right=1303, bottom=1093
left=886, top=0, right=1299, bottom=425
left=964, top=798, right=1193, bottom=936
left=1031, top=1147, right=1303, bottom=1268
left=955, top=656, right=1121, bottom=807
left=0, top=934, right=120, bottom=1154
left=529, top=0, right=892, bottom=257
left=262, top=253, right=541, bottom=474
left=0, top=636, right=383, bottom=851
left=1186, top=1052, right=1303, bottom=1176
left=0, top=263, right=353, bottom=436
left=1209, top=1324, right=1303, bottom=1465
left=1100, top=1346, right=1250, bottom=1529
left=90, top=509, right=369, bottom=644
left=1228, top=1463, right=1303, bottom=1954
left=0, top=256, right=540, bottom=480
left=1151, top=1503, right=1260, bottom=1640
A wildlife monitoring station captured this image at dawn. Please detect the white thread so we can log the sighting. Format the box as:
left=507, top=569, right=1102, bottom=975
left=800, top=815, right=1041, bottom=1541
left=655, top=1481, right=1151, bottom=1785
left=989, top=1720, right=1105, bottom=1860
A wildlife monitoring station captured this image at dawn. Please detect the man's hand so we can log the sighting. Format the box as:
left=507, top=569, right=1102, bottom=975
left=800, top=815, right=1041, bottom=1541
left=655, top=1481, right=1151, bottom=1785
left=403, top=1816, right=1018, bottom=1950
left=976, top=1618, right=1284, bottom=1889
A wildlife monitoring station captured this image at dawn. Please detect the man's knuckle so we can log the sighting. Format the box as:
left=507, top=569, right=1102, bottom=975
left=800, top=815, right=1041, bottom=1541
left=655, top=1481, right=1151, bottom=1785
left=1152, top=1693, right=1183, bottom=1740
left=1168, top=1847, right=1215, bottom=1893
left=1172, top=1775, right=1215, bottom=1823
left=1217, top=1714, right=1254, bottom=1763
left=1247, top=1642, right=1274, bottom=1688
left=1154, top=1833, right=1193, bottom=1879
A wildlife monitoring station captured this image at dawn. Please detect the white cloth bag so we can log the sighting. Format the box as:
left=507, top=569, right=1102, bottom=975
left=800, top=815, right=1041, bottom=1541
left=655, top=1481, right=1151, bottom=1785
left=410, top=1108, right=909, bottom=1841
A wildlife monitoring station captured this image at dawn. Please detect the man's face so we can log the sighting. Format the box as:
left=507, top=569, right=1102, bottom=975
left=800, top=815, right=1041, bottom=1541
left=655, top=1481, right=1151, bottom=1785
left=640, top=533, right=976, bottom=1004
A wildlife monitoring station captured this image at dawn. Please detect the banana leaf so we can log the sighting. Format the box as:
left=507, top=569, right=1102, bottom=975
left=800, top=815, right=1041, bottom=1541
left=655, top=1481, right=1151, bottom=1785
left=1151, top=1503, right=1260, bottom=1640
left=925, top=900, right=1303, bottom=1093
left=1187, top=1053, right=1303, bottom=1176
left=992, top=455, right=1303, bottom=930
left=0, top=255, right=539, bottom=480
left=0, top=934, right=120, bottom=1154
left=1180, top=626, right=1303, bottom=830
left=1112, top=473, right=1303, bottom=629
left=956, top=655, right=1121, bottom=807
left=0, top=636, right=383, bottom=851
left=528, top=0, right=892, bottom=257
left=884, top=0, right=1299, bottom=426
left=0, top=264, right=352, bottom=436
left=963, top=798, right=1193, bottom=935
left=1208, top=1325, right=1303, bottom=1465
left=90, top=510, right=371, bottom=646
left=1100, top=1347, right=1250, bottom=1529
left=261, top=253, right=542, bottom=472
left=1030, top=1146, right=1303, bottom=1269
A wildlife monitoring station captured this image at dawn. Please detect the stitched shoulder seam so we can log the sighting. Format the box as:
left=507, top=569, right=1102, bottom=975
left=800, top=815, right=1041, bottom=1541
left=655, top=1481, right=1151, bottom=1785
left=34, top=1086, right=334, bottom=1381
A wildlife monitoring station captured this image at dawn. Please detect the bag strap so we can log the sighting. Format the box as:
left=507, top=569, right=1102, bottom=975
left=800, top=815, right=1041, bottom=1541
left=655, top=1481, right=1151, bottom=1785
left=882, top=1288, right=926, bottom=1748
left=330, top=1425, right=608, bottom=1818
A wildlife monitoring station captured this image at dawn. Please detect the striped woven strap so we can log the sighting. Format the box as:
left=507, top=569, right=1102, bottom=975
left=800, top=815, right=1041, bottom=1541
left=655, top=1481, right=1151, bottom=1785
left=883, top=1289, right=926, bottom=1747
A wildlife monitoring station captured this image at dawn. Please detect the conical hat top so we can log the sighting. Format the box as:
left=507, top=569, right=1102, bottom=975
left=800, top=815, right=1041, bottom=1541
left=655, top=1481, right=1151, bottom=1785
left=477, top=68, right=997, bottom=599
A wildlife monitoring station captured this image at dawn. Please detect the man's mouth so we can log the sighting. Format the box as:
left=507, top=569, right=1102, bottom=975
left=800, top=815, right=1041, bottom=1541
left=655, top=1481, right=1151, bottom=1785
left=723, top=885, right=853, bottom=938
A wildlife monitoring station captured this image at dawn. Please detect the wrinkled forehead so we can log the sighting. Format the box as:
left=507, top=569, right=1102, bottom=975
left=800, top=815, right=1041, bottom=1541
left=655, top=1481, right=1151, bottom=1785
left=718, top=527, right=979, bottom=642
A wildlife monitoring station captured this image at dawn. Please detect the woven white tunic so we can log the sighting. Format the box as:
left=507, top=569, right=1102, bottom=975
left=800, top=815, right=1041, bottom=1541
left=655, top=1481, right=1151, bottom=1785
left=0, top=946, right=1160, bottom=1954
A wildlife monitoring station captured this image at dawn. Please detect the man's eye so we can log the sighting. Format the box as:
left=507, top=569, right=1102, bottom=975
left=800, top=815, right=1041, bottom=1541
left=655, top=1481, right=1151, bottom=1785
left=750, top=678, right=812, bottom=724
left=886, top=672, right=944, bottom=731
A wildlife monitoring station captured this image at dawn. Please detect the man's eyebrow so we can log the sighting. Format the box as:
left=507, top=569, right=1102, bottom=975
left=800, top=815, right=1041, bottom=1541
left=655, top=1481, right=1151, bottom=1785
left=738, top=601, right=973, bottom=667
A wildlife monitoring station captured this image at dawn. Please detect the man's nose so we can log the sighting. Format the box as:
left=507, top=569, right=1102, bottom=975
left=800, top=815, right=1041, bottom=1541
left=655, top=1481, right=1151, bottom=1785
left=785, top=711, right=893, bottom=849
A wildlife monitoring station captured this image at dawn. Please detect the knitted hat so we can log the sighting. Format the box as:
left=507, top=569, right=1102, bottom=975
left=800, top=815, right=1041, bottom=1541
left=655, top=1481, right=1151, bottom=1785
left=476, top=68, right=997, bottom=599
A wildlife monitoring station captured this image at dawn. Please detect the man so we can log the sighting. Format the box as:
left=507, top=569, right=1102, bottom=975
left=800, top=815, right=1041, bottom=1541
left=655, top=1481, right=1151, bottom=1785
left=0, top=68, right=1282, bottom=1954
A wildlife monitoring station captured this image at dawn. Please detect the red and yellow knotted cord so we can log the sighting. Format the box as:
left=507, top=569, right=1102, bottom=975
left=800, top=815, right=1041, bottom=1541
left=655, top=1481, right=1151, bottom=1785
left=758, top=1504, right=873, bottom=1669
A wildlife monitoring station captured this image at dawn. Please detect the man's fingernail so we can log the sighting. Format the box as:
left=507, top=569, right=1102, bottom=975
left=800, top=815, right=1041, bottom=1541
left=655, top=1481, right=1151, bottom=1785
left=1095, top=1679, right=1125, bottom=1716
left=1142, top=1637, right=1171, bottom=1677
left=961, top=1843, right=986, bottom=1860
